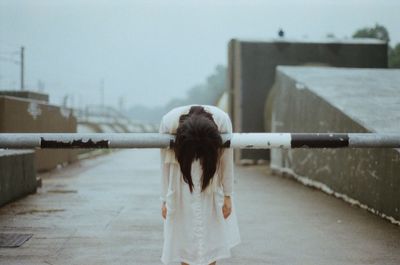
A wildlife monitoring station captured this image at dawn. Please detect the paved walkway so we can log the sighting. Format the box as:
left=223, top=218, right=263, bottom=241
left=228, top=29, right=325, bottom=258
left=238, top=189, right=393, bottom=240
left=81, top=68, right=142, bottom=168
left=0, top=149, right=399, bottom=265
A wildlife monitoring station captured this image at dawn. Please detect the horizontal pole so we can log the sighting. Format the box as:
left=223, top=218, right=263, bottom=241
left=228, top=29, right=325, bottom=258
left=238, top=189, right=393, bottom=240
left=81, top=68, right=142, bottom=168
left=0, top=133, right=399, bottom=149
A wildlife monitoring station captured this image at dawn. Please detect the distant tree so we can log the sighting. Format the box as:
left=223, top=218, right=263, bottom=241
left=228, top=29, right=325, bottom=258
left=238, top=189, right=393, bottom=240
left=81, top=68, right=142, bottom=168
left=127, top=65, right=227, bottom=123
left=352, top=23, right=390, bottom=42
left=389, top=44, right=400, bottom=68
left=326, top=33, right=335, bottom=38
left=278, top=28, right=285, bottom=38
left=169, top=64, right=227, bottom=108
left=352, top=24, right=400, bottom=68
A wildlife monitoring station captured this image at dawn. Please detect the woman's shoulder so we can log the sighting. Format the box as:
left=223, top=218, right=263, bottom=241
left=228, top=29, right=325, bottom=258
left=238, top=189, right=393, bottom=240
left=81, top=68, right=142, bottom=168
left=203, top=105, right=232, bottom=132
left=160, top=105, right=232, bottom=133
left=203, top=105, right=230, bottom=119
left=160, top=105, right=191, bottom=133
left=161, top=105, right=191, bottom=123
left=161, top=105, right=223, bottom=121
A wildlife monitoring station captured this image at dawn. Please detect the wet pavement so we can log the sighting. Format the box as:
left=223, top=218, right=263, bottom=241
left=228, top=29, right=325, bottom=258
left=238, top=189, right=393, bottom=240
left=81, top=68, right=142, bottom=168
left=0, top=149, right=399, bottom=265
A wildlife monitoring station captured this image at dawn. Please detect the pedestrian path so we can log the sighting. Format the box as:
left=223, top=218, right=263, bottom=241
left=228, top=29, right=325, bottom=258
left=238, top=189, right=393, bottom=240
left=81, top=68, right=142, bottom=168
left=0, top=149, right=399, bottom=265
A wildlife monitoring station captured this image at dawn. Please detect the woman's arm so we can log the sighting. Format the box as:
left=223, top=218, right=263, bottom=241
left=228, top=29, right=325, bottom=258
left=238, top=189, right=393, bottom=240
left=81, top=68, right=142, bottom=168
left=160, top=150, right=170, bottom=203
left=220, top=111, right=234, bottom=196
left=160, top=158, right=169, bottom=220
left=219, top=112, right=234, bottom=219
left=220, top=147, right=234, bottom=219
left=220, top=148, right=234, bottom=196
left=159, top=117, right=170, bottom=219
left=160, top=164, right=169, bottom=219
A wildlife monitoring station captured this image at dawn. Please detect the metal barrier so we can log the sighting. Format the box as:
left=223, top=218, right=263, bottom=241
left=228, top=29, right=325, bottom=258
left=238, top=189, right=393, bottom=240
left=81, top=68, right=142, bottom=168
left=0, top=133, right=399, bottom=149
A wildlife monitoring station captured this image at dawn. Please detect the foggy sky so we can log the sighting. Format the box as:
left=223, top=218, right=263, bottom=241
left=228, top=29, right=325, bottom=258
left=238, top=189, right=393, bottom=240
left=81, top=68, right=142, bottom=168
left=1, top=0, right=399, bottom=109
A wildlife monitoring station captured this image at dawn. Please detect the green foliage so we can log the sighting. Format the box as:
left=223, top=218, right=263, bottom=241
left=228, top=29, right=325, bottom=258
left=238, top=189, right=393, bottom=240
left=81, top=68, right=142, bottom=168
left=352, top=24, right=400, bottom=68
left=164, top=65, right=226, bottom=110
left=127, top=65, right=227, bottom=123
left=352, top=23, right=390, bottom=42
left=389, top=44, right=400, bottom=68
left=326, top=33, right=335, bottom=39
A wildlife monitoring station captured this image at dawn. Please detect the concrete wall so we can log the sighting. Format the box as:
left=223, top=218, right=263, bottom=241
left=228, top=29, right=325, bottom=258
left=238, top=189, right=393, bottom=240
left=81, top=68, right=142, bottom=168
left=227, top=38, right=388, bottom=162
left=0, top=96, right=78, bottom=171
left=268, top=66, right=400, bottom=222
left=0, top=90, right=49, bottom=102
left=0, top=150, right=36, bottom=207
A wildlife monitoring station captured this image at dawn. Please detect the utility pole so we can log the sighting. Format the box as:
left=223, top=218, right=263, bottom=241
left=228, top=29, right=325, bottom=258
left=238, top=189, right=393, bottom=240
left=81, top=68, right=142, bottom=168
left=100, top=79, right=104, bottom=107
left=20, top=46, right=24, bottom=90
left=100, top=79, right=105, bottom=116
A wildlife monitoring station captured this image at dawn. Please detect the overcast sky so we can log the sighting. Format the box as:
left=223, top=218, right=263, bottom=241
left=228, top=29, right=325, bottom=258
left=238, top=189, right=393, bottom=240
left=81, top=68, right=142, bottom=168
left=1, top=0, right=399, bottom=108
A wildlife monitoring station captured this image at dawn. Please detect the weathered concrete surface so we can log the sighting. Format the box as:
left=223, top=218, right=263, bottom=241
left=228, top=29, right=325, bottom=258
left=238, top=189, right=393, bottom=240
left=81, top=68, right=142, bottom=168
left=267, top=66, right=400, bottom=222
left=269, top=67, right=400, bottom=133
left=0, top=149, right=399, bottom=265
left=0, top=150, right=36, bottom=207
left=0, top=90, right=49, bottom=102
left=0, top=96, right=77, bottom=171
left=227, top=38, right=388, bottom=161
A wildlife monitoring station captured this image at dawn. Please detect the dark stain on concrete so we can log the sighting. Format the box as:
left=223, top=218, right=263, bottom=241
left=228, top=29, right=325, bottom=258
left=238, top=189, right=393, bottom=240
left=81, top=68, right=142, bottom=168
left=16, top=208, right=65, bottom=215
left=47, top=189, right=78, bottom=194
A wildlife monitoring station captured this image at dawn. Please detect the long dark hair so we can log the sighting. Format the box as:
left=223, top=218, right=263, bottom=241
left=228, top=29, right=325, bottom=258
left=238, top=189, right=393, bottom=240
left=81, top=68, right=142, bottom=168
left=174, top=106, right=223, bottom=193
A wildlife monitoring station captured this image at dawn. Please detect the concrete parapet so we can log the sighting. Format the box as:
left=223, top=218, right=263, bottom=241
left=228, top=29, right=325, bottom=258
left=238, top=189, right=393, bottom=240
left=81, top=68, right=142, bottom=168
left=228, top=38, right=388, bottom=162
left=268, top=66, right=400, bottom=222
left=0, top=150, right=36, bottom=207
left=0, top=90, right=49, bottom=102
left=0, top=96, right=77, bottom=171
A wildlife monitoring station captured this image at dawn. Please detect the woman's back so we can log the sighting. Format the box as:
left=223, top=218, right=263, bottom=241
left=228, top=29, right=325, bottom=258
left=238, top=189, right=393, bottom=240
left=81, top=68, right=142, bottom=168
left=160, top=105, right=241, bottom=265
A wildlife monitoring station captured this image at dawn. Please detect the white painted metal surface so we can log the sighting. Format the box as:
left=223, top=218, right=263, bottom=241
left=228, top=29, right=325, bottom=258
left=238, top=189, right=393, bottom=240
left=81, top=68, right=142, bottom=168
left=229, top=133, right=291, bottom=148
left=0, top=133, right=400, bottom=149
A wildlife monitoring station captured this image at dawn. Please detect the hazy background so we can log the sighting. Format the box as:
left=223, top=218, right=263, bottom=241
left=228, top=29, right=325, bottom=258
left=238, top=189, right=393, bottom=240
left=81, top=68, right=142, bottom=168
left=1, top=0, right=399, bottom=111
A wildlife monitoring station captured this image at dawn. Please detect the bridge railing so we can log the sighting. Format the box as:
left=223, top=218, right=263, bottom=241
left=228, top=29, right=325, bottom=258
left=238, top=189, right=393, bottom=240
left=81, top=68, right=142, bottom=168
left=0, top=133, right=399, bottom=149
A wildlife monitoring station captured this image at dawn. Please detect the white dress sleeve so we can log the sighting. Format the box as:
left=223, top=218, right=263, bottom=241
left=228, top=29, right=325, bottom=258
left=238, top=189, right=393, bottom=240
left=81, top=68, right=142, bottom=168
left=159, top=116, right=170, bottom=203
left=218, top=112, right=234, bottom=196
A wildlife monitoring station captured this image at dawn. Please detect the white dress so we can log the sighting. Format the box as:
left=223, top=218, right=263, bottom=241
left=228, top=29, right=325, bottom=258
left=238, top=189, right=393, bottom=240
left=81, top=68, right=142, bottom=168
left=159, top=105, right=241, bottom=265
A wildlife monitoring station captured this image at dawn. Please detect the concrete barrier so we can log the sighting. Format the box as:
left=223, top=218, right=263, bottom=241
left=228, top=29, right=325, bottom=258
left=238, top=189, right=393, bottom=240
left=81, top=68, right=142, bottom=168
left=0, top=90, right=49, bottom=102
left=0, top=95, right=77, bottom=171
left=0, top=150, right=36, bottom=207
left=268, top=66, right=400, bottom=223
left=228, top=38, right=388, bottom=162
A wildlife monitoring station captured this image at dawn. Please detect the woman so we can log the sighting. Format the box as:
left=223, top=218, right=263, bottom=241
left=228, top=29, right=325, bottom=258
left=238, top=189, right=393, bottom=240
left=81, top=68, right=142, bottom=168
left=159, top=105, right=240, bottom=265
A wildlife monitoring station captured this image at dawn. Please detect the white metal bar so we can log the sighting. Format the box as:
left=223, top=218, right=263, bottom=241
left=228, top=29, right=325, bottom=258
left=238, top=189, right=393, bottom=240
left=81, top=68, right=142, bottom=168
left=229, top=133, right=291, bottom=148
left=0, top=133, right=399, bottom=149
